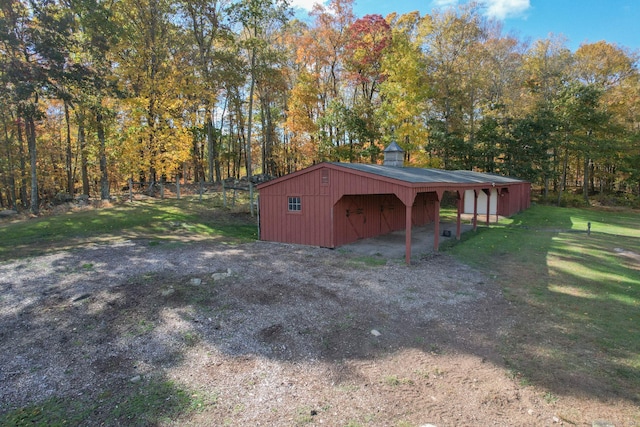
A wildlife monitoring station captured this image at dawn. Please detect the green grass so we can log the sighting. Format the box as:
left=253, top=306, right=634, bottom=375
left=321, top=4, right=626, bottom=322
left=0, top=197, right=257, bottom=261
left=0, top=379, right=217, bottom=426
left=346, top=254, right=388, bottom=267
left=446, top=204, right=640, bottom=400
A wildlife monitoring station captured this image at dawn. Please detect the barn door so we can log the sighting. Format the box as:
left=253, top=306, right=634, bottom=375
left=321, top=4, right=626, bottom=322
left=379, top=195, right=396, bottom=234
left=345, top=196, right=365, bottom=239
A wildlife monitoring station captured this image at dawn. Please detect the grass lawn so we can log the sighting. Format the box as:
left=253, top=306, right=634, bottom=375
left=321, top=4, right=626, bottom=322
left=446, top=204, right=640, bottom=402
left=0, top=194, right=257, bottom=262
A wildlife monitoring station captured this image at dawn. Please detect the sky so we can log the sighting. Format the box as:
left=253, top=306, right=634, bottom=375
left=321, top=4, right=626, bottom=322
left=290, top=0, right=640, bottom=52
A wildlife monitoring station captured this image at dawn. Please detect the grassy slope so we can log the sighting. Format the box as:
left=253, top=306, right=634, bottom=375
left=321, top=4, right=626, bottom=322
left=447, top=204, right=640, bottom=404
left=0, top=196, right=257, bottom=261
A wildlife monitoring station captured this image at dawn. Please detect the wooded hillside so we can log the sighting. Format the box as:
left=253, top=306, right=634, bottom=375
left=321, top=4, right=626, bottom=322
left=1, top=0, right=639, bottom=213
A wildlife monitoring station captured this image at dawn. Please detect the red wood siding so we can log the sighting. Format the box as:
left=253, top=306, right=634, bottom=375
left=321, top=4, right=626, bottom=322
left=497, top=182, right=530, bottom=217
left=412, top=192, right=438, bottom=226
left=258, top=163, right=531, bottom=249
left=333, top=194, right=406, bottom=247
left=258, top=168, right=333, bottom=247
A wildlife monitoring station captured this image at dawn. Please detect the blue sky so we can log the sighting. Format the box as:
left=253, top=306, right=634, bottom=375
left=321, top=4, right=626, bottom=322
left=291, top=0, right=640, bottom=52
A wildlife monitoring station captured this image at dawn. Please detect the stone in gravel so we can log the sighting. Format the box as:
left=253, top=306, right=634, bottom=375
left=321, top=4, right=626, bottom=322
left=190, top=278, right=202, bottom=286
left=592, top=421, right=615, bottom=427
left=370, top=329, right=381, bottom=337
left=212, top=268, right=232, bottom=281
left=161, top=287, right=175, bottom=297
left=72, top=293, right=91, bottom=302
left=130, top=375, right=141, bottom=383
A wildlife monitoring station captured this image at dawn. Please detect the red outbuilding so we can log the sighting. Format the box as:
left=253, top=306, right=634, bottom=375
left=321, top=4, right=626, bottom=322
left=257, top=143, right=530, bottom=264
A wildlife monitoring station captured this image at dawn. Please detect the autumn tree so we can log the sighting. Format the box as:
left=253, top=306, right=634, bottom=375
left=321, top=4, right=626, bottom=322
left=378, top=12, right=429, bottom=164
left=178, top=0, right=237, bottom=183
left=341, top=13, right=390, bottom=161
left=303, top=0, right=355, bottom=161
left=115, top=0, right=193, bottom=192
left=228, top=0, right=290, bottom=179
left=0, top=0, right=78, bottom=212
left=520, top=36, right=573, bottom=196
left=571, top=41, right=637, bottom=201
left=421, top=4, right=486, bottom=169
left=283, top=19, right=321, bottom=169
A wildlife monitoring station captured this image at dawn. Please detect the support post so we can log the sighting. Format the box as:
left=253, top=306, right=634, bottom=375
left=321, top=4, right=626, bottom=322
left=405, top=204, right=413, bottom=265
left=433, top=198, right=440, bottom=252
left=456, top=192, right=462, bottom=240
left=473, top=190, right=478, bottom=231
left=176, top=176, right=180, bottom=200
left=128, top=178, right=133, bottom=203
left=486, top=189, right=491, bottom=226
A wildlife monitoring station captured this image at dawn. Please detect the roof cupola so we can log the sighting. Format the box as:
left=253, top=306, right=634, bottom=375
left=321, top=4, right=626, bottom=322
left=383, top=141, right=405, bottom=167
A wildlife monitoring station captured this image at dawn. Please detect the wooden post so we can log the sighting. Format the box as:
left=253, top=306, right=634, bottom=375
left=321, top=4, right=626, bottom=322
left=128, top=178, right=133, bottom=202
left=486, top=189, right=491, bottom=226
left=473, top=190, right=478, bottom=231
left=176, top=176, right=181, bottom=200
left=495, top=189, right=500, bottom=223
left=199, top=178, right=203, bottom=203
left=256, top=194, right=260, bottom=239
left=433, top=198, right=440, bottom=252
left=405, top=204, right=412, bottom=265
left=456, top=192, right=462, bottom=240
left=160, top=180, right=164, bottom=200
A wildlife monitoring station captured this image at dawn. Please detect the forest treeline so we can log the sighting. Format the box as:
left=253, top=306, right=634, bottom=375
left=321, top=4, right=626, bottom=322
left=1, top=0, right=640, bottom=213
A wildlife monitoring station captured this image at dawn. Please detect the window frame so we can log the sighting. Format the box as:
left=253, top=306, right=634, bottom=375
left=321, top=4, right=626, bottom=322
left=287, top=195, right=302, bottom=213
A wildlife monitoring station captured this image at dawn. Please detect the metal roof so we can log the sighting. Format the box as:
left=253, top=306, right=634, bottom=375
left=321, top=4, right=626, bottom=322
left=328, top=162, right=525, bottom=185
left=383, top=141, right=404, bottom=153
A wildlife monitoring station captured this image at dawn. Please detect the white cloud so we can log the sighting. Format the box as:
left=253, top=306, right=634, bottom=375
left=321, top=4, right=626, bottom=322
left=432, top=0, right=530, bottom=20
left=289, top=0, right=324, bottom=12
left=434, top=0, right=460, bottom=6
left=483, top=0, right=530, bottom=20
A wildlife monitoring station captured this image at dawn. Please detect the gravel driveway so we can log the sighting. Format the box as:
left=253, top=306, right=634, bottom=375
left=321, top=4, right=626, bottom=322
left=0, top=237, right=632, bottom=425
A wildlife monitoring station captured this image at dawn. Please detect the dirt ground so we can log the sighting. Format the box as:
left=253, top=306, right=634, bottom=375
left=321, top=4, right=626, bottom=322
left=0, top=224, right=638, bottom=425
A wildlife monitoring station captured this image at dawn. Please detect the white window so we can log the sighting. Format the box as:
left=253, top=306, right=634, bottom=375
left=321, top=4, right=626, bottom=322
left=288, top=196, right=301, bottom=212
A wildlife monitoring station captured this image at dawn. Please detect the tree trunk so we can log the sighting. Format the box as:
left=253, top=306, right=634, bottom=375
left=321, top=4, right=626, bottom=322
left=557, top=146, right=569, bottom=206
left=590, top=160, right=595, bottom=194
left=552, top=148, right=558, bottom=192
left=207, top=106, right=222, bottom=183
left=215, top=100, right=226, bottom=182
left=77, top=114, right=90, bottom=197
left=1, top=111, right=17, bottom=209
left=583, top=154, right=589, bottom=205
left=260, top=95, right=267, bottom=175
left=16, top=117, right=28, bottom=208
left=544, top=177, right=549, bottom=202
left=25, top=114, right=38, bottom=214
left=207, top=117, right=214, bottom=183
left=246, top=47, right=255, bottom=180
left=64, top=101, right=74, bottom=195
left=235, top=91, right=246, bottom=180
left=96, top=110, right=110, bottom=200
